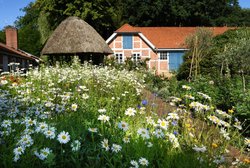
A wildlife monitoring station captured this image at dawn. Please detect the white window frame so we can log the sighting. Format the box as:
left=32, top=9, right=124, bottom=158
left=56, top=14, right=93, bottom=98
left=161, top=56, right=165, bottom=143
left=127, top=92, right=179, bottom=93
left=114, top=52, right=124, bottom=64
left=160, top=52, right=169, bottom=60
left=132, top=52, right=141, bottom=62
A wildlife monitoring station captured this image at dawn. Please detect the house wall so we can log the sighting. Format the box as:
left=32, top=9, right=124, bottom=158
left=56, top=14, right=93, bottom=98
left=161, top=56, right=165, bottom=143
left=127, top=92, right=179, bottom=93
left=108, top=34, right=170, bottom=75
left=0, top=51, right=30, bottom=72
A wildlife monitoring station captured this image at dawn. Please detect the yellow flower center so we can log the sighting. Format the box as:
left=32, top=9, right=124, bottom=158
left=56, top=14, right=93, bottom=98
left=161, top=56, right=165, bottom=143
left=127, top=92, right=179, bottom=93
left=62, top=135, right=66, bottom=140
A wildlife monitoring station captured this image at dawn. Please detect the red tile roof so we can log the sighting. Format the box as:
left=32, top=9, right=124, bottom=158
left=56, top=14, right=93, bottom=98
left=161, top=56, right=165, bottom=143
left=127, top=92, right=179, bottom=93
left=0, top=42, right=40, bottom=61
left=115, top=24, right=234, bottom=49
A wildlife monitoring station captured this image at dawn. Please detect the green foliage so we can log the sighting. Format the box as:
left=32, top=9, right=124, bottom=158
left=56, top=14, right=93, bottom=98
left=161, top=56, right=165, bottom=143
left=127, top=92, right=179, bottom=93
left=15, top=2, right=43, bottom=56
left=177, top=28, right=213, bottom=80
left=0, top=30, right=5, bottom=43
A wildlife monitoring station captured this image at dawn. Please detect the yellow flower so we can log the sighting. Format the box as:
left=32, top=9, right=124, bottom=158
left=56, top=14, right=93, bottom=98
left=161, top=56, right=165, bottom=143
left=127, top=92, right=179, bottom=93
left=185, top=123, right=191, bottom=128
left=243, top=158, right=250, bottom=164
left=228, top=109, right=234, bottom=114
left=212, top=143, right=218, bottom=148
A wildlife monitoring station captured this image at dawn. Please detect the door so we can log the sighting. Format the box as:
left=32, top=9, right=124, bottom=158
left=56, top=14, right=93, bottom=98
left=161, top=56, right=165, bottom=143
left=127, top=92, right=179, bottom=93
left=3, top=55, right=8, bottom=71
left=168, top=51, right=184, bottom=72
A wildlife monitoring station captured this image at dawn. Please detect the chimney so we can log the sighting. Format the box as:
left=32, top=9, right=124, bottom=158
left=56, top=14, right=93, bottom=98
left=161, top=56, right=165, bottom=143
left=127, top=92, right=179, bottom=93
left=5, top=27, right=18, bottom=49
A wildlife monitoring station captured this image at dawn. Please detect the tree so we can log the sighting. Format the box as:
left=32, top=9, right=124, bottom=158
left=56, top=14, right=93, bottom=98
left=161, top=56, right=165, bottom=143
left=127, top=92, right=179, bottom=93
left=15, top=2, right=42, bottom=56
left=177, top=28, right=213, bottom=81
left=35, top=0, right=121, bottom=41
left=0, top=30, right=5, bottom=43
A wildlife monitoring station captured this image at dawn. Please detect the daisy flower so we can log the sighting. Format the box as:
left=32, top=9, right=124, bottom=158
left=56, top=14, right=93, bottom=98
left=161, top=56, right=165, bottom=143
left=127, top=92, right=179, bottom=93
left=13, top=154, right=20, bottom=162
left=44, top=129, right=56, bottom=139
left=166, top=113, right=179, bottom=120
left=13, top=146, right=25, bottom=156
left=192, top=145, right=207, bottom=153
left=57, top=131, right=70, bottom=144
left=182, top=85, right=191, bottom=90
left=153, top=129, right=164, bottom=138
left=111, top=144, right=122, bottom=153
left=157, top=119, right=168, bottom=130
left=82, top=93, right=89, bottom=100
left=123, top=136, right=130, bottom=143
left=98, top=108, right=106, bottom=113
left=139, top=157, right=149, bottom=166
left=71, top=140, right=81, bottom=152
left=137, top=128, right=150, bottom=139
left=34, top=147, right=52, bottom=160
left=71, top=103, right=78, bottom=111
left=88, top=127, right=98, bottom=133
left=18, top=134, right=34, bottom=147
left=40, top=148, right=52, bottom=160
left=118, top=121, right=129, bottom=131
left=130, top=160, right=139, bottom=168
left=101, top=138, right=109, bottom=151
left=125, top=107, right=136, bottom=116
left=98, top=114, right=110, bottom=123
left=1, top=119, right=12, bottom=128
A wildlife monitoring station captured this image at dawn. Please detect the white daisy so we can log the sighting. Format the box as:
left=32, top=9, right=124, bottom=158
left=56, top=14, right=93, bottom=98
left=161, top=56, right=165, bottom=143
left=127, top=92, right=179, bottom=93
left=44, top=129, right=56, bottom=139
left=98, top=108, right=106, bottom=113
left=139, top=157, right=149, bottom=166
left=157, top=119, right=169, bottom=130
left=71, top=103, right=78, bottom=111
left=13, top=154, right=20, bottom=162
left=13, top=146, right=25, bottom=156
left=71, top=140, right=81, bottom=152
left=137, top=128, right=150, bottom=139
left=111, top=144, right=122, bottom=153
left=130, top=160, right=139, bottom=168
left=153, top=129, right=164, bottom=138
left=88, top=127, right=98, bottom=133
left=40, top=148, right=52, bottom=160
left=1, top=119, right=12, bottom=128
left=57, top=131, right=70, bottom=144
left=82, top=93, right=89, bottom=100
left=192, top=145, right=207, bottom=153
left=101, top=138, right=109, bottom=151
left=123, top=136, right=130, bottom=143
left=166, top=113, right=179, bottom=120
left=118, top=121, right=129, bottom=131
left=98, top=114, right=110, bottom=123
left=125, top=107, right=136, bottom=116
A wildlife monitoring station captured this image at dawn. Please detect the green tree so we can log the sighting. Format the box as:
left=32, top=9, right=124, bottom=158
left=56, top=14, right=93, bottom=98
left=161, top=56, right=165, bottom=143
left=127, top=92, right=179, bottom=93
left=177, top=28, right=213, bottom=80
left=35, top=0, right=121, bottom=41
left=15, top=2, right=42, bottom=56
left=0, top=30, right=5, bottom=43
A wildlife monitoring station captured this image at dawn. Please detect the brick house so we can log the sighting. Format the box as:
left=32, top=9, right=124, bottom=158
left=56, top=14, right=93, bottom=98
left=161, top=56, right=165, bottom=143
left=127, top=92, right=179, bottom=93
left=106, top=24, right=231, bottom=75
left=0, top=27, right=40, bottom=72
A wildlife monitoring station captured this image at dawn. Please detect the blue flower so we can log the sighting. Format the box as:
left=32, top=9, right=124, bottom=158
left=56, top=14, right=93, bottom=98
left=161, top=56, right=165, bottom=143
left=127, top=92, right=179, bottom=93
left=172, top=121, right=177, bottom=126
left=173, top=131, right=178, bottom=135
left=142, top=99, right=148, bottom=106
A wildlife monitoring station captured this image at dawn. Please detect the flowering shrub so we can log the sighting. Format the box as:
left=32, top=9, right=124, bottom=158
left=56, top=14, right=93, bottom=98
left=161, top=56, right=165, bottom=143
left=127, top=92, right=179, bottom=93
left=0, top=61, right=249, bottom=167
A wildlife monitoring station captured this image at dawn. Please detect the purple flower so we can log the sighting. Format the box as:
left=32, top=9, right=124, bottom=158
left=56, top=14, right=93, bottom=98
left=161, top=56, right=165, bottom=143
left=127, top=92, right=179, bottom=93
left=142, top=100, right=148, bottom=106
left=173, top=131, right=178, bottom=135
left=172, top=121, right=177, bottom=126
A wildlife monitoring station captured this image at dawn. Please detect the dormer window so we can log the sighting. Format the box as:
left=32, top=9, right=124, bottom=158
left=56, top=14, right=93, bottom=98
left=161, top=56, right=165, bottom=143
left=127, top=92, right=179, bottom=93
left=123, top=35, right=133, bottom=49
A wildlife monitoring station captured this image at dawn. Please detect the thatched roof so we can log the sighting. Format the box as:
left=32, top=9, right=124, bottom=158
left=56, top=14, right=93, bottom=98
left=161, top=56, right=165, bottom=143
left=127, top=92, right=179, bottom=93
left=41, top=16, right=113, bottom=55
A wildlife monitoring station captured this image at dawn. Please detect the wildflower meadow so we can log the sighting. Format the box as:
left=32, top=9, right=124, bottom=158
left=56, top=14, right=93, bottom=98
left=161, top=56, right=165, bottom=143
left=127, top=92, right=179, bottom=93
left=0, top=60, right=249, bottom=167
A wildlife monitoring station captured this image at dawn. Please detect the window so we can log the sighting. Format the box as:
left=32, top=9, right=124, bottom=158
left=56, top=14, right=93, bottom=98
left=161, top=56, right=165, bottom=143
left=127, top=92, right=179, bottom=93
left=115, top=53, right=124, bottom=63
left=132, top=53, right=141, bottom=62
left=123, top=35, right=133, bottom=49
left=160, top=52, right=168, bottom=60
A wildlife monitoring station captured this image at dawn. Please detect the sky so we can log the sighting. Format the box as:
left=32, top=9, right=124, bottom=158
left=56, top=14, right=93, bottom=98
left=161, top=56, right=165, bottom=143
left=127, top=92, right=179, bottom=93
left=0, top=0, right=250, bottom=30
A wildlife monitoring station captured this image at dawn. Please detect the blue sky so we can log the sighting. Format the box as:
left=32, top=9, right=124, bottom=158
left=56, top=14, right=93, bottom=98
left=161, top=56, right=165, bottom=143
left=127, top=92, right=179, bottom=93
left=0, top=0, right=250, bottom=30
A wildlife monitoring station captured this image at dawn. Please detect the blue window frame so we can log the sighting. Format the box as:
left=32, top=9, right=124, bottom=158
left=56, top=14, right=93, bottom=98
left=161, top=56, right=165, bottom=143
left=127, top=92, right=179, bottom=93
left=168, top=51, right=184, bottom=71
left=123, top=35, right=133, bottom=49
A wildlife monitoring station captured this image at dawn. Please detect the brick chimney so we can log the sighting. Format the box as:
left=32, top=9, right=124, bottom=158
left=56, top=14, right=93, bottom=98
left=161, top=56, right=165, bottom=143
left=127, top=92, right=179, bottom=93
left=5, top=27, right=18, bottom=49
